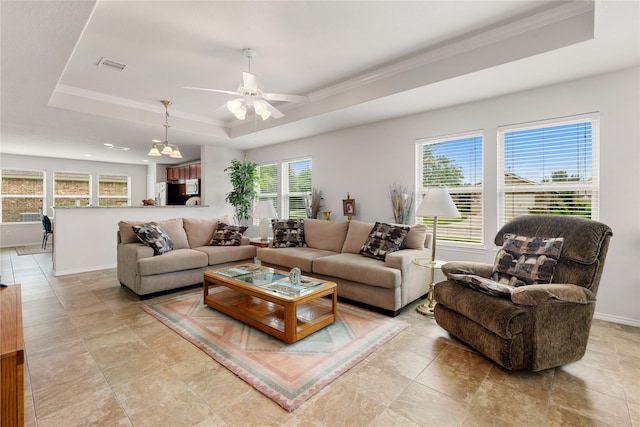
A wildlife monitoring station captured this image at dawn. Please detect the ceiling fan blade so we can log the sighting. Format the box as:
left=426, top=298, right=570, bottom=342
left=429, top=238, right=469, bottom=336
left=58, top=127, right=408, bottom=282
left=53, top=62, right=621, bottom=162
left=183, top=86, right=238, bottom=96
left=242, top=72, right=259, bottom=92
left=264, top=101, right=284, bottom=119
left=263, top=92, right=310, bottom=104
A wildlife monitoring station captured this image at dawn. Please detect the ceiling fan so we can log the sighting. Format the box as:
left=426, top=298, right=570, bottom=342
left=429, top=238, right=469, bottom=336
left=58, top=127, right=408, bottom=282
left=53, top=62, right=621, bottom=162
left=184, top=48, right=309, bottom=120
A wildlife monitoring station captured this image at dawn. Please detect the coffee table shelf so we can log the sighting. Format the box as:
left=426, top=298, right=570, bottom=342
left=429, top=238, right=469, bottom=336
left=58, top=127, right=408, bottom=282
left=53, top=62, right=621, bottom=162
left=203, top=265, right=337, bottom=343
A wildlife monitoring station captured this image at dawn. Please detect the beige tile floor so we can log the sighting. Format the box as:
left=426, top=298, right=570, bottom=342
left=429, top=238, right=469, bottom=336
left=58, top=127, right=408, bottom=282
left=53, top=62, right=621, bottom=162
left=1, top=247, right=638, bottom=427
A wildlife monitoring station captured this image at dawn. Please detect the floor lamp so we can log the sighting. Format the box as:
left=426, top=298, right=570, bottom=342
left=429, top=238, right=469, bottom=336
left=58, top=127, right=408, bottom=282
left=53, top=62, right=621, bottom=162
left=253, top=200, right=278, bottom=241
left=414, top=187, right=461, bottom=316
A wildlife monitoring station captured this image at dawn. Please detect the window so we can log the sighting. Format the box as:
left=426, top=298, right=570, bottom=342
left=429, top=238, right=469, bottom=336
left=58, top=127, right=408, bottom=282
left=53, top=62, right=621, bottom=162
left=54, top=171, right=91, bottom=207
left=282, top=158, right=312, bottom=219
left=498, top=115, right=598, bottom=225
left=98, top=174, right=130, bottom=207
left=0, top=169, right=45, bottom=223
left=416, top=133, right=483, bottom=244
left=257, top=163, right=278, bottom=220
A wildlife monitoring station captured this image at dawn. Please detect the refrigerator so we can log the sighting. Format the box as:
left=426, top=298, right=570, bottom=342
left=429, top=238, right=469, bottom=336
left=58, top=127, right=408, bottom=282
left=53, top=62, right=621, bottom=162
left=155, top=182, right=167, bottom=206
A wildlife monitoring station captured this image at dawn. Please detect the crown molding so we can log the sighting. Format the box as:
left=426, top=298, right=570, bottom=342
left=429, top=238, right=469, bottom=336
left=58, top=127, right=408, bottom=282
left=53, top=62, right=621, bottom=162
left=308, top=1, right=594, bottom=102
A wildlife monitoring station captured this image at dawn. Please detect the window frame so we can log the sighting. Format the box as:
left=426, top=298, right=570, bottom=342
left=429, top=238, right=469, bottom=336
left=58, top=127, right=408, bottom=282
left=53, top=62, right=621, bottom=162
left=53, top=170, right=92, bottom=208
left=0, top=168, right=46, bottom=223
left=281, top=157, right=313, bottom=219
left=415, top=131, right=484, bottom=246
left=97, top=174, right=131, bottom=207
left=255, top=162, right=279, bottom=224
left=497, top=114, right=600, bottom=226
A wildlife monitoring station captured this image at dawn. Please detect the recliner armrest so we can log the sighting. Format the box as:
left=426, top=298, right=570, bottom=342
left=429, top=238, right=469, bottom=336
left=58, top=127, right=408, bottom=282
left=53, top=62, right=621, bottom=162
left=441, top=261, right=493, bottom=279
left=510, top=283, right=595, bottom=306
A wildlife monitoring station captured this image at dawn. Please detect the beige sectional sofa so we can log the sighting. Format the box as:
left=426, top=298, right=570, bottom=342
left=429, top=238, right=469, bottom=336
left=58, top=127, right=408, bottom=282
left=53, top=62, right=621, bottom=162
left=257, top=219, right=432, bottom=316
left=117, top=217, right=256, bottom=298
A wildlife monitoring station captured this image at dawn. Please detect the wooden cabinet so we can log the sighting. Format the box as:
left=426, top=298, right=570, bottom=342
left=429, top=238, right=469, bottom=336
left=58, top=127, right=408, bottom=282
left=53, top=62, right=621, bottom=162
left=189, top=163, right=201, bottom=179
left=167, top=167, right=179, bottom=181
left=0, top=285, right=24, bottom=427
left=167, top=163, right=200, bottom=183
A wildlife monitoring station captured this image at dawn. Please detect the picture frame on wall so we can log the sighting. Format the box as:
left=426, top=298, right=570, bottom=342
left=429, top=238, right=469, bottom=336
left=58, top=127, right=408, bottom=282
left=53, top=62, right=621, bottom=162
left=343, top=193, right=356, bottom=220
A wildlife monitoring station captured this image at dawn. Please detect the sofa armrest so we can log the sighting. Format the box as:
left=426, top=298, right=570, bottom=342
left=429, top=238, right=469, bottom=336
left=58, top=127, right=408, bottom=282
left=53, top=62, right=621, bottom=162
left=510, top=283, right=595, bottom=306
left=116, top=243, right=154, bottom=289
left=384, top=248, right=430, bottom=270
left=441, top=261, right=493, bottom=279
left=240, top=236, right=250, bottom=246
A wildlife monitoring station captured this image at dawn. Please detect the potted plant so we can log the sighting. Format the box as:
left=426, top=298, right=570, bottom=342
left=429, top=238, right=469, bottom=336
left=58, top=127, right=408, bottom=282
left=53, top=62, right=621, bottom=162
left=225, top=159, right=260, bottom=224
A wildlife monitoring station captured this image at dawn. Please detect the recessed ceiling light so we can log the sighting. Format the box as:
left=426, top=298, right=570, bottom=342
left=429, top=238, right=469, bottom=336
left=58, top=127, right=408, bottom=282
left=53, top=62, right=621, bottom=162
left=142, top=159, right=149, bottom=163
left=152, top=139, right=162, bottom=143
left=104, top=143, right=131, bottom=151
left=83, top=154, right=93, bottom=157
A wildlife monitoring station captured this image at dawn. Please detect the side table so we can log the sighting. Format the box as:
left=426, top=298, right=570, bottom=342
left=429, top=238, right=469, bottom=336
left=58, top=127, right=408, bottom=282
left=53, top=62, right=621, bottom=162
left=250, top=238, right=271, bottom=248
left=413, top=258, right=446, bottom=316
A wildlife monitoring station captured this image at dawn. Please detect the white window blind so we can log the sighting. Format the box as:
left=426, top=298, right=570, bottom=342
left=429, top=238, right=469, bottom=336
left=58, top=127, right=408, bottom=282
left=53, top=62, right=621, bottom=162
left=416, top=133, right=483, bottom=244
left=498, top=115, right=599, bottom=225
left=256, top=163, right=279, bottom=224
left=283, top=158, right=312, bottom=219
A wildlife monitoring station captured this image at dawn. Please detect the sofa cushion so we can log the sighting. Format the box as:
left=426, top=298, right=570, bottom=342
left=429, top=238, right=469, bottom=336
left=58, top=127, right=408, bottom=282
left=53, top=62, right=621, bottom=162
left=157, top=218, right=190, bottom=249
left=272, top=219, right=306, bottom=248
left=257, top=247, right=335, bottom=272
left=194, top=245, right=257, bottom=266
left=132, top=222, right=174, bottom=255
left=401, top=223, right=429, bottom=249
left=137, top=248, right=208, bottom=276
left=183, top=217, right=228, bottom=248
left=360, top=222, right=410, bottom=261
left=304, top=219, right=349, bottom=252
left=341, top=220, right=374, bottom=254
left=118, top=220, right=145, bottom=244
left=491, top=233, right=564, bottom=287
left=313, top=253, right=401, bottom=290
left=209, top=222, right=247, bottom=246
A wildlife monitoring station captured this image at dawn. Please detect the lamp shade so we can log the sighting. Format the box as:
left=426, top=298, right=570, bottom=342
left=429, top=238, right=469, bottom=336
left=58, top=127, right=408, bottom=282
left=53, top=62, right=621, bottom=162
left=253, top=200, right=277, bottom=219
left=416, top=187, right=461, bottom=218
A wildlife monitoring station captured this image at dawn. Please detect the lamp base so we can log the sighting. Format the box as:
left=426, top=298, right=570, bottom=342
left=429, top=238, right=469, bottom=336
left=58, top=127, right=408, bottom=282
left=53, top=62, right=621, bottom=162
left=416, top=302, right=435, bottom=316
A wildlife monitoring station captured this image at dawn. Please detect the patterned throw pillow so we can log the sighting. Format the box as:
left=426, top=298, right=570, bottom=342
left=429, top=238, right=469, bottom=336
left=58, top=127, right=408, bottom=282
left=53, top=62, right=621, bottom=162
left=450, top=274, right=514, bottom=297
left=359, top=222, right=410, bottom=261
left=272, top=219, right=306, bottom=248
left=132, top=222, right=174, bottom=256
left=209, top=223, right=248, bottom=246
left=491, top=233, right=564, bottom=287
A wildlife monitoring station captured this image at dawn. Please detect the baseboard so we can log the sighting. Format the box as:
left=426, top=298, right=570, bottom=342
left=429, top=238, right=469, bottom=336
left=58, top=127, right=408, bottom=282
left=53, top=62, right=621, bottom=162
left=593, top=312, right=640, bottom=327
left=53, top=263, right=116, bottom=276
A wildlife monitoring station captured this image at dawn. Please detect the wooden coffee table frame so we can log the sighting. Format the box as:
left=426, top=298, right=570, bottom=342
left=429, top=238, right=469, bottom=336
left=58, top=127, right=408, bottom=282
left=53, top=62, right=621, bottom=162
left=203, top=264, right=337, bottom=343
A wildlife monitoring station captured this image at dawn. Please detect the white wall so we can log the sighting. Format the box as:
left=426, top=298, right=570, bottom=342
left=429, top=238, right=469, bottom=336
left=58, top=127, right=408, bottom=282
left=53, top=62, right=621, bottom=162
left=247, top=67, right=640, bottom=326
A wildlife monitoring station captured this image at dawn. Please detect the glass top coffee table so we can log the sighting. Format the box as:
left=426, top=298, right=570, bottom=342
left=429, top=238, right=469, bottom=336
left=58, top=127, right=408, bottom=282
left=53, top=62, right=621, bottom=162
left=203, top=263, right=337, bottom=343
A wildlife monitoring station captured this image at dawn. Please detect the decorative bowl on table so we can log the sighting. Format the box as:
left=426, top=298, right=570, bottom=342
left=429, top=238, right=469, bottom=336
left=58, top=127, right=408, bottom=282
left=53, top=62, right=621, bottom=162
left=142, top=199, right=155, bottom=206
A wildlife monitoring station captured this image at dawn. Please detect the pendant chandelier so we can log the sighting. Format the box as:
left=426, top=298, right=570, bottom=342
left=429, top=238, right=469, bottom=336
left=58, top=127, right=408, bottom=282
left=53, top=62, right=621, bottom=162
left=147, top=100, right=182, bottom=158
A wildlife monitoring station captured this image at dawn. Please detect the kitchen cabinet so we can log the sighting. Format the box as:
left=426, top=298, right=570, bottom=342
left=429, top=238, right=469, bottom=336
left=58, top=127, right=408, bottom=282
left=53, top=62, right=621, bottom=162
left=167, top=162, right=200, bottom=182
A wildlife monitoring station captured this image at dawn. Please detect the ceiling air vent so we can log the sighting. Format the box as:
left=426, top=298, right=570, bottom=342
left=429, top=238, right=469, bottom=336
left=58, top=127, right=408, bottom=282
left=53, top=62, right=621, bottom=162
left=97, top=57, right=127, bottom=72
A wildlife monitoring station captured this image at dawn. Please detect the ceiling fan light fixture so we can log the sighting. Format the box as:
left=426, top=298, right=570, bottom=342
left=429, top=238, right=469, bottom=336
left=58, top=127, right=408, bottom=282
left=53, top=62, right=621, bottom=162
left=259, top=109, right=272, bottom=120
left=234, top=105, right=247, bottom=120
left=253, top=99, right=267, bottom=114
left=227, top=98, right=243, bottom=114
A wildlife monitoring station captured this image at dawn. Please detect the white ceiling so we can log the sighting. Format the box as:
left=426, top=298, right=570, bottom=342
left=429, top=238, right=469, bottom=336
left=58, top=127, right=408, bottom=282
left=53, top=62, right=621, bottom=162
left=1, top=1, right=638, bottom=165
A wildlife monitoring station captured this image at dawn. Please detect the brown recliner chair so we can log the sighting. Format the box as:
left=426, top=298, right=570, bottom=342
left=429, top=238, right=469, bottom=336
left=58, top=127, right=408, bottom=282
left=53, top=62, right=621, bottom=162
left=433, top=214, right=613, bottom=372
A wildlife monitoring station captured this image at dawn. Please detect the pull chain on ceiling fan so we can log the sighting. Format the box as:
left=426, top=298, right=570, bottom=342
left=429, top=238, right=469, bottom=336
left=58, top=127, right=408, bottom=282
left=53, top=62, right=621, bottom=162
left=184, top=48, right=309, bottom=121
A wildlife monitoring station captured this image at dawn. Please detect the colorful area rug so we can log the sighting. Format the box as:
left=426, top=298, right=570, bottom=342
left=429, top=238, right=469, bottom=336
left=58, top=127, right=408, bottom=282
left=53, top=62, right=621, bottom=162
left=15, top=245, right=51, bottom=255
left=142, top=293, right=407, bottom=412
